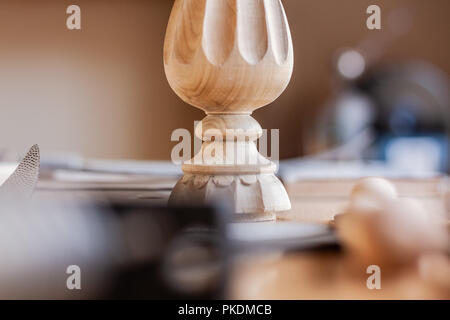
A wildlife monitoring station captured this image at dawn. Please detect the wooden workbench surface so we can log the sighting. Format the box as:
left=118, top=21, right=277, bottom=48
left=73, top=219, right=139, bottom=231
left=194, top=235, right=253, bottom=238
left=279, top=178, right=448, bottom=224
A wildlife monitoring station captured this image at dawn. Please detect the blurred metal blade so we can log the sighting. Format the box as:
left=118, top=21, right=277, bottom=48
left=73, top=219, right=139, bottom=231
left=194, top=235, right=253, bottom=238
left=0, top=144, right=40, bottom=199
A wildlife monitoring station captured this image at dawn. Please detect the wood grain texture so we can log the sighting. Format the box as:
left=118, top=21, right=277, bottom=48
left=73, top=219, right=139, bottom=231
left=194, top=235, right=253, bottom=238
left=164, top=0, right=293, bottom=220
left=164, top=0, right=293, bottom=113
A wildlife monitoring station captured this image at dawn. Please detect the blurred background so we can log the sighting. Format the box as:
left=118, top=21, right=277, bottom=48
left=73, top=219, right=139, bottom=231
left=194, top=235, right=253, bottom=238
left=0, top=0, right=449, bottom=300
left=0, top=0, right=448, bottom=168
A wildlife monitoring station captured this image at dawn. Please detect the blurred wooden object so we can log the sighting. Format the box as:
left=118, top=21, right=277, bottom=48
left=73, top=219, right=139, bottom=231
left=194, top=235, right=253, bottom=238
left=164, top=0, right=293, bottom=221
left=335, top=178, right=448, bottom=269
left=231, top=177, right=450, bottom=299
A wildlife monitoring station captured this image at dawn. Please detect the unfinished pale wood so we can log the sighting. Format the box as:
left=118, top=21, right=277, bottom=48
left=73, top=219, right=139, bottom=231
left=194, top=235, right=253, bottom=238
left=164, top=0, right=293, bottom=221
left=285, top=178, right=449, bottom=198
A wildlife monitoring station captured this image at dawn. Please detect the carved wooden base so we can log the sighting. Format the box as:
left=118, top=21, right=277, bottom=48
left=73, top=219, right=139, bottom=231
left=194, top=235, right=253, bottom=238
left=169, top=172, right=291, bottom=222
left=169, top=113, right=291, bottom=222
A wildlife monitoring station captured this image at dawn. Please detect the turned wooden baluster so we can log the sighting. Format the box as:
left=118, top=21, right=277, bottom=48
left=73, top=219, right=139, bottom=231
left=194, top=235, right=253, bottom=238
left=164, top=0, right=293, bottom=221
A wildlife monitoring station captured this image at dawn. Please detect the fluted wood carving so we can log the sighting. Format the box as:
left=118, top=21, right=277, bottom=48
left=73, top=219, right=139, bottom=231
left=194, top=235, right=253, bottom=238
left=164, top=0, right=293, bottom=221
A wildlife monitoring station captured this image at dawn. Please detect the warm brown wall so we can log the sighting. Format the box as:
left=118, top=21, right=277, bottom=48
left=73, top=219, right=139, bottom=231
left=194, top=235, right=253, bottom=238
left=0, top=0, right=448, bottom=160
